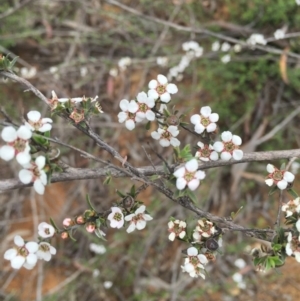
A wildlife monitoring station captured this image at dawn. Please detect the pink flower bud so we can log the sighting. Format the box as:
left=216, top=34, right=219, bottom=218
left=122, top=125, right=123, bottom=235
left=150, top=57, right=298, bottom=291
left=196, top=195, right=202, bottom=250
left=63, top=218, right=72, bottom=227
left=86, top=223, right=95, bottom=233
left=76, top=215, right=85, bottom=225
left=61, top=232, right=68, bottom=239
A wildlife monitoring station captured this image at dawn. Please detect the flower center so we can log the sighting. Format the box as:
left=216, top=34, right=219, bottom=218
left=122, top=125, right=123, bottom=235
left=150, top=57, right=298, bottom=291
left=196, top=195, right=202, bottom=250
left=139, top=103, right=148, bottom=113
left=128, top=112, right=136, bottom=120
left=199, top=145, right=211, bottom=158
left=189, top=256, right=199, bottom=266
left=184, top=171, right=195, bottom=182
left=272, top=170, right=284, bottom=181
left=113, top=212, right=123, bottom=222
left=224, top=141, right=236, bottom=153
left=70, top=110, right=84, bottom=123
left=18, top=246, right=29, bottom=257
left=161, top=130, right=171, bottom=140
left=29, top=120, right=42, bottom=130
left=156, top=84, right=166, bottom=95
left=11, top=139, right=27, bottom=153
left=40, top=244, right=50, bottom=252
left=201, top=117, right=210, bottom=127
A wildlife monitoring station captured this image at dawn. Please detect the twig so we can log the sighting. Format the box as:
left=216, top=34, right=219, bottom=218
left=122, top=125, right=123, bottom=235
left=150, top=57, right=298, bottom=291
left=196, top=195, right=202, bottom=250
left=105, top=0, right=300, bottom=60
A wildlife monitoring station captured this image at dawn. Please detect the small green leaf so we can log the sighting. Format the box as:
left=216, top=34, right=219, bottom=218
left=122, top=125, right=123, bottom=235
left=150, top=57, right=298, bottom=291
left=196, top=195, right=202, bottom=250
left=103, top=175, right=111, bottom=185
left=9, top=56, right=19, bottom=69
left=116, top=189, right=126, bottom=198
left=49, top=217, right=59, bottom=231
left=130, top=185, right=136, bottom=197
left=268, top=185, right=278, bottom=196
left=287, top=188, right=299, bottom=198
left=68, top=230, right=77, bottom=242
left=185, top=189, right=198, bottom=204
left=145, top=121, right=151, bottom=130
left=86, top=194, right=96, bottom=211
left=95, top=228, right=107, bottom=241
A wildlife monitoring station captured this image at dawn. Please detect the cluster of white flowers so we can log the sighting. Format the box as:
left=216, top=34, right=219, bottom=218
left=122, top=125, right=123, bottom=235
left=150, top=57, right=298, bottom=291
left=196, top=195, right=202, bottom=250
left=107, top=205, right=153, bottom=233
left=0, top=110, right=53, bottom=195
left=190, top=106, right=219, bottom=134
left=181, top=247, right=208, bottom=279
left=247, top=33, right=267, bottom=46
left=282, top=197, right=300, bottom=217
left=168, top=41, right=203, bottom=81
left=286, top=233, right=300, bottom=262
left=4, top=222, right=56, bottom=270
left=118, top=74, right=181, bottom=145
left=265, top=164, right=295, bottom=190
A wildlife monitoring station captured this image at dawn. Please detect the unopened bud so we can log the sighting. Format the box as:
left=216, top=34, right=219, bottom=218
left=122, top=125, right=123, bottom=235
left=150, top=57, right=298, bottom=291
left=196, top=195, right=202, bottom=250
left=86, top=223, right=95, bottom=233
left=76, top=215, right=85, bottom=225
left=61, top=232, right=68, bottom=239
left=63, top=218, right=73, bottom=227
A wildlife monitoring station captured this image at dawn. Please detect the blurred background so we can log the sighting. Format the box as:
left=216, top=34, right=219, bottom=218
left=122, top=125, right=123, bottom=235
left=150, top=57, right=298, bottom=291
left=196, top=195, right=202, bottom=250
left=1, top=0, right=300, bottom=300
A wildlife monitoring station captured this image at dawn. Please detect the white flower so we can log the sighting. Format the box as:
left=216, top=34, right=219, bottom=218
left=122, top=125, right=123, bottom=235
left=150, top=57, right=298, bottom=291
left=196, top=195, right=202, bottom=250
left=221, top=42, right=231, bottom=52
left=211, top=41, right=220, bottom=52
left=103, top=281, right=113, bottom=289
left=4, top=235, right=38, bottom=269
left=109, top=68, right=118, bottom=77
left=136, top=92, right=156, bottom=121
left=274, top=29, right=285, bottom=40
left=247, top=33, right=267, bottom=46
left=190, top=106, right=219, bottom=134
left=89, top=243, right=106, bottom=254
left=234, top=258, right=246, bottom=269
left=173, top=158, right=206, bottom=191
left=265, top=164, right=295, bottom=190
left=156, top=56, right=168, bottom=67
left=221, top=54, right=231, bottom=64
left=181, top=247, right=208, bottom=278
left=25, top=111, right=53, bottom=132
left=19, top=156, right=47, bottom=195
left=117, top=99, right=139, bottom=130
left=20, top=67, right=37, bottom=79
left=282, top=198, right=300, bottom=217
left=0, top=126, right=32, bottom=165
left=296, top=0, right=300, bottom=5
left=213, top=131, right=243, bottom=161
left=151, top=126, right=180, bottom=147
left=118, top=57, right=132, bottom=70
left=36, top=242, right=56, bottom=261
left=182, top=41, right=203, bottom=57
left=148, top=74, right=178, bottom=103
left=125, top=205, right=153, bottom=233
left=168, top=220, right=186, bottom=241
left=38, top=222, right=55, bottom=238
left=286, top=233, right=300, bottom=262
left=233, top=44, right=242, bottom=52
left=107, top=207, right=124, bottom=229
left=195, top=141, right=219, bottom=161
left=193, top=219, right=216, bottom=243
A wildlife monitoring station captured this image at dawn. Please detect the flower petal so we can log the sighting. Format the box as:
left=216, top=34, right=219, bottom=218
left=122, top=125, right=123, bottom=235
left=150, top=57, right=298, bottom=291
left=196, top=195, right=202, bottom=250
left=157, top=74, right=168, bottom=85
left=220, top=152, right=232, bottom=161
left=188, top=179, right=200, bottom=191
left=166, top=83, right=178, bottom=94
left=221, top=131, right=232, bottom=142
left=34, top=180, right=45, bottom=195
left=265, top=179, right=274, bottom=186
left=17, top=126, right=32, bottom=140
left=232, top=149, right=243, bottom=160
left=173, top=166, right=186, bottom=178
left=11, top=256, right=25, bottom=269
left=232, top=135, right=242, bottom=146
left=120, top=99, right=129, bottom=111
left=284, top=171, right=295, bottom=183
left=213, top=141, right=224, bottom=152
left=27, top=111, right=41, bottom=122
left=206, top=123, right=216, bottom=133
left=200, top=106, right=211, bottom=117
left=16, top=152, right=31, bottom=165
left=136, top=220, right=146, bottom=230
left=190, top=114, right=200, bottom=125
left=125, top=119, right=135, bottom=131
left=126, top=223, right=136, bottom=233
left=14, top=235, right=24, bottom=246
left=19, top=169, right=33, bottom=184
left=160, top=93, right=171, bottom=103
left=266, top=164, right=275, bottom=173
left=187, top=247, right=198, bottom=256
left=209, top=113, right=219, bottom=123
left=277, top=180, right=287, bottom=190
left=0, top=145, right=15, bottom=161
left=185, top=159, right=198, bottom=172
left=195, top=170, right=206, bottom=180
left=148, top=79, right=158, bottom=89
left=176, top=178, right=187, bottom=190
left=1, top=126, right=17, bottom=142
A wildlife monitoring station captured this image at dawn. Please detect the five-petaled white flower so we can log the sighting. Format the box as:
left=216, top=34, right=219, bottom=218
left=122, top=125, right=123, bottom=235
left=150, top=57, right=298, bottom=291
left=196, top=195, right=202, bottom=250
left=173, top=158, right=206, bottom=191
left=168, top=220, right=186, bottom=241
left=286, top=232, right=300, bottom=262
left=125, top=205, right=153, bottom=233
left=25, top=111, right=53, bottom=132
left=107, top=207, right=124, bottom=229
left=0, top=126, right=32, bottom=165
left=282, top=198, right=300, bottom=217
left=4, top=235, right=38, bottom=270
left=38, top=222, right=55, bottom=238
left=148, top=74, right=178, bottom=103
left=190, top=106, right=219, bottom=134
left=117, top=99, right=140, bottom=131
left=151, top=126, right=180, bottom=147
left=193, top=219, right=216, bottom=243
left=195, top=141, right=219, bottom=161
left=36, top=242, right=57, bottom=261
left=181, top=247, right=208, bottom=279
left=265, top=164, right=295, bottom=190
left=136, top=92, right=156, bottom=121
left=213, top=131, right=243, bottom=161
left=19, top=156, right=47, bottom=195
